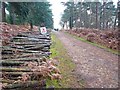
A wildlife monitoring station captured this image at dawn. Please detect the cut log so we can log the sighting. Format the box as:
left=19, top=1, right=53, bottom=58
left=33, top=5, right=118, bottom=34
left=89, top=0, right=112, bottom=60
left=16, top=34, right=28, bottom=37
left=2, top=48, right=42, bottom=53
left=2, top=46, right=17, bottom=52
left=2, top=81, right=46, bottom=89
left=12, top=37, right=28, bottom=39
left=2, top=72, right=32, bottom=77
left=27, top=35, right=50, bottom=39
left=1, top=79, right=15, bottom=84
left=2, top=55, right=15, bottom=59
left=1, top=67, right=31, bottom=72
left=2, top=46, right=13, bottom=50
left=1, top=60, right=25, bottom=66
left=2, top=50, right=14, bottom=54
left=11, top=40, right=51, bottom=44
left=9, top=42, right=44, bottom=45
left=25, top=45, right=45, bottom=50
left=10, top=45, right=24, bottom=49
left=15, top=53, right=45, bottom=58
left=22, top=45, right=36, bottom=48
left=41, top=47, right=49, bottom=52
left=21, top=50, right=42, bottom=53
left=1, top=57, right=41, bottom=61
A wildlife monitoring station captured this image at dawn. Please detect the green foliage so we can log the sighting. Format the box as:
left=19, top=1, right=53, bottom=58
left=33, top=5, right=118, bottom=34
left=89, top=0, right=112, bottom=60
left=6, top=2, right=53, bottom=28
left=61, top=1, right=117, bottom=29
left=61, top=2, right=75, bottom=29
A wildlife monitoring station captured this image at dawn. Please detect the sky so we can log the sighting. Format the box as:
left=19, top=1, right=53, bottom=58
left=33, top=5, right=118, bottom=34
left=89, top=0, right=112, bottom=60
left=49, top=0, right=67, bottom=29
left=49, top=0, right=118, bottom=29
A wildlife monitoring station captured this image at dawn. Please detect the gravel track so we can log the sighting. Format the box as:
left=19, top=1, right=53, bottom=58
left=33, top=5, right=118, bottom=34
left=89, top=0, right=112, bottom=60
left=54, top=31, right=118, bottom=88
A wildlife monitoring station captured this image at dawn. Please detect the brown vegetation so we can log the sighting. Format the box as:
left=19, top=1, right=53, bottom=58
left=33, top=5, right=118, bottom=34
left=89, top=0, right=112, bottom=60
left=1, top=22, right=39, bottom=46
left=66, top=28, right=119, bottom=51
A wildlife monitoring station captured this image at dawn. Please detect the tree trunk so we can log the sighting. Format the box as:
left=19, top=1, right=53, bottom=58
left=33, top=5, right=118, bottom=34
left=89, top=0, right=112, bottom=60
left=117, top=1, right=120, bottom=28
left=114, top=9, right=117, bottom=30
left=69, top=4, right=74, bottom=29
left=99, top=12, right=102, bottom=30
left=9, top=4, right=14, bottom=24
left=2, top=2, right=6, bottom=22
left=89, top=4, right=92, bottom=28
left=69, top=17, right=72, bottom=29
left=95, top=2, right=98, bottom=29
left=106, top=20, right=109, bottom=29
left=78, top=1, right=82, bottom=28
left=30, top=22, right=33, bottom=31
left=103, top=1, right=106, bottom=30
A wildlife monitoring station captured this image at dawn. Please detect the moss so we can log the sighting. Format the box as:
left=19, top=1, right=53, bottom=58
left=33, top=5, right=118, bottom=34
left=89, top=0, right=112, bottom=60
left=46, top=33, right=84, bottom=88
left=65, top=32, right=120, bottom=55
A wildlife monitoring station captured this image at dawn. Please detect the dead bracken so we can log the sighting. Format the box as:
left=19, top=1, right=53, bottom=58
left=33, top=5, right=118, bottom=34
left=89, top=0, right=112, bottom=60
left=66, top=28, right=119, bottom=51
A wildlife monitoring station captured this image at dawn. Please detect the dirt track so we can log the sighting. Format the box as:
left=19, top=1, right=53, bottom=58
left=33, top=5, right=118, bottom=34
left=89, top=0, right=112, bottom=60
left=54, top=31, right=118, bottom=88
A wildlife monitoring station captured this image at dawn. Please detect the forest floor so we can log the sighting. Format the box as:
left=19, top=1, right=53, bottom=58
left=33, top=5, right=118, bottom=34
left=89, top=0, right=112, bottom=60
left=53, top=31, right=118, bottom=88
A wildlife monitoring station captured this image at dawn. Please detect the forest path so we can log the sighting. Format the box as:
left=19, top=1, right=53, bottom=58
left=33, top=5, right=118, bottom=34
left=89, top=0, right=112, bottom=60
left=54, top=31, right=118, bottom=88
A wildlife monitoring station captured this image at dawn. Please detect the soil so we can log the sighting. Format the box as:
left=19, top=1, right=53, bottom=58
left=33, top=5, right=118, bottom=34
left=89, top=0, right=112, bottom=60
left=54, top=31, right=118, bottom=88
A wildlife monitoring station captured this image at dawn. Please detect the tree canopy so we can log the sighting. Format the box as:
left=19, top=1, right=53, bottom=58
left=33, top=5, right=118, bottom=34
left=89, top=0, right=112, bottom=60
left=61, top=0, right=118, bottom=30
left=5, top=2, right=53, bottom=28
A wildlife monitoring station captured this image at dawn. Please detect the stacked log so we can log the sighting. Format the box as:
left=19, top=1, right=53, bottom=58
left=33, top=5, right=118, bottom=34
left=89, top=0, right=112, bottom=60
left=1, top=31, right=61, bottom=89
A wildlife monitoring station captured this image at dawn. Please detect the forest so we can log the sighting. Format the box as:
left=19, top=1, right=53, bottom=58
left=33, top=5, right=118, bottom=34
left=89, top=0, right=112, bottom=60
left=0, top=0, right=120, bottom=89
left=61, top=1, right=120, bottom=30
left=1, top=2, right=53, bottom=29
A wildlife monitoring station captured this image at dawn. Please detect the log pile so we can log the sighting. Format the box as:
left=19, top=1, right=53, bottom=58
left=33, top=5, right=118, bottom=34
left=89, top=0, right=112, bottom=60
left=1, top=31, right=61, bottom=89
left=66, top=28, right=119, bottom=51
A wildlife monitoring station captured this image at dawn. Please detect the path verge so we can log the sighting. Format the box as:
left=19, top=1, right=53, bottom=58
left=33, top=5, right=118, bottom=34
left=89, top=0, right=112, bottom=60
left=47, top=33, right=84, bottom=88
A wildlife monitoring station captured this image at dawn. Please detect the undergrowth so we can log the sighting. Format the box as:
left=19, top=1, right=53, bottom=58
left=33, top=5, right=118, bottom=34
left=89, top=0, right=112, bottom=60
left=65, top=32, right=119, bottom=55
left=46, top=33, right=84, bottom=88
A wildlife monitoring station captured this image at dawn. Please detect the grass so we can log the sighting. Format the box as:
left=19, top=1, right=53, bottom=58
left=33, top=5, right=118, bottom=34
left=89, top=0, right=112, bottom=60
left=46, top=33, right=84, bottom=88
left=65, top=32, right=120, bottom=55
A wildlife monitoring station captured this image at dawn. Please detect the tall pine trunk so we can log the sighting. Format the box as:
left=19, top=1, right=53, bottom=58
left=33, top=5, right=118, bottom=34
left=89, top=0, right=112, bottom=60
left=95, top=2, right=98, bottom=29
left=9, top=3, right=15, bottom=24
left=30, top=21, right=33, bottom=31
left=103, top=1, right=106, bottom=30
left=114, top=10, right=117, bottom=30
left=118, top=1, right=120, bottom=28
left=2, top=2, right=6, bottom=22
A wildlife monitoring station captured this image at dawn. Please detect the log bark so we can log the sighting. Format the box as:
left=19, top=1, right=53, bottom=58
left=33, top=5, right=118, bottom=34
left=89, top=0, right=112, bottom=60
left=2, top=72, right=32, bottom=77
left=1, top=57, right=40, bottom=61
left=1, top=67, right=31, bottom=72
left=2, top=55, right=15, bottom=59
left=2, top=31, right=51, bottom=90
left=9, top=42, right=50, bottom=45
left=1, top=60, right=25, bottom=66
left=1, top=79, right=15, bottom=84
left=15, top=53, right=45, bottom=58
left=2, top=81, right=46, bottom=89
